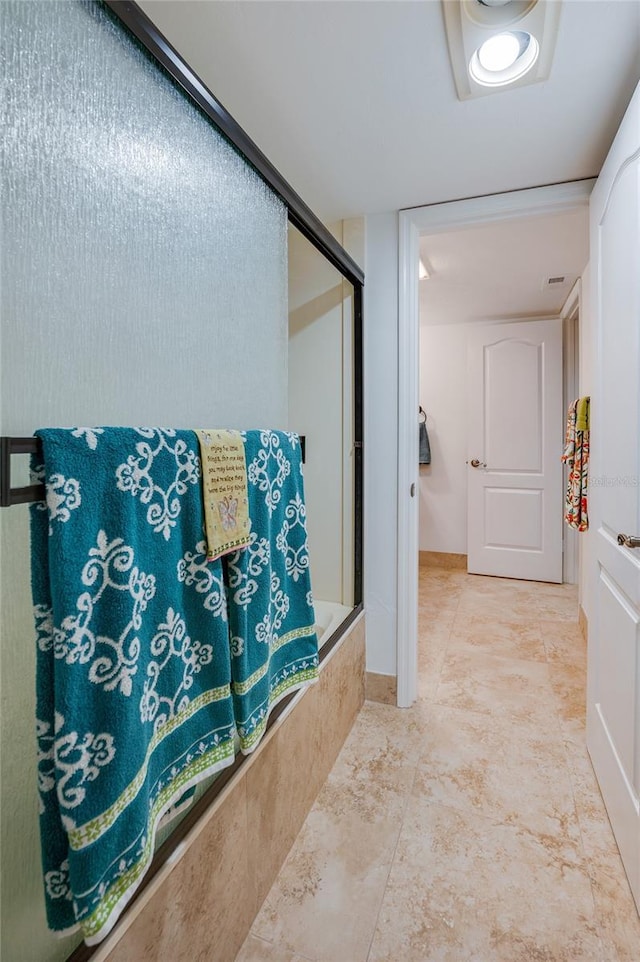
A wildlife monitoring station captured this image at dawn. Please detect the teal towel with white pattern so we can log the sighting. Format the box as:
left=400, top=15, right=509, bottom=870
left=226, top=430, right=319, bottom=753
left=31, top=428, right=237, bottom=944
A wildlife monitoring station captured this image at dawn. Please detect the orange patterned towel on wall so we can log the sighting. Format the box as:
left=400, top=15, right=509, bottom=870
left=561, top=397, right=590, bottom=531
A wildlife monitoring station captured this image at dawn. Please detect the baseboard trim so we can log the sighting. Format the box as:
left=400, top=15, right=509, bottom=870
left=419, top=551, right=467, bottom=570
left=579, top=605, right=588, bottom=641
left=366, top=671, right=397, bottom=705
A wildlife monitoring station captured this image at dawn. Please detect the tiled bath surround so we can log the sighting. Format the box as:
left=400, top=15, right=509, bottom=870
left=364, top=672, right=397, bottom=705
left=92, top=616, right=365, bottom=962
left=235, top=565, right=640, bottom=962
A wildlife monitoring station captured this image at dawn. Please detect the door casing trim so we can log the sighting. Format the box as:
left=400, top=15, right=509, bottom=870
left=397, top=180, right=595, bottom=708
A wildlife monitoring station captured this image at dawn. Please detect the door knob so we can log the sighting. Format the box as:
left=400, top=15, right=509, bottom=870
left=617, top=533, right=640, bottom=549
left=467, top=458, right=486, bottom=468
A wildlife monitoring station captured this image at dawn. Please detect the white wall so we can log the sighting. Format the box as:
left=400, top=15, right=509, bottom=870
left=288, top=225, right=345, bottom=604
left=419, top=323, right=471, bottom=553
left=287, top=218, right=362, bottom=608
left=363, top=213, right=398, bottom=676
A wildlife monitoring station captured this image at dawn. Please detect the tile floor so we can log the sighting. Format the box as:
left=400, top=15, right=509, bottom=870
left=234, top=566, right=640, bottom=961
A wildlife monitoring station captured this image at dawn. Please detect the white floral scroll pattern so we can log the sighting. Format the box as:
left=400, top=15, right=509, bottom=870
left=36, top=717, right=56, bottom=814
left=52, top=711, right=116, bottom=811
left=255, top=570, right=290, bottom=645
left=34, top=604, right=54, bottom=653
left=226, top=531, right=270, bottom=610
left=49, top=530, right=156, bottom=696
left=230, top=635, right=244, bottom=657
left=115, top=429, right=200, bottom=541
left=177, top=540, right=227, bottom=620
left=139, top=608, right=213, bottom=734
left=246, top=431, right=291, bottom=516
left=44, top=860, right=73, bottom=902
left=71, top=428, right=105, bottom=451
left=45, top=474, right=81, bottom=534
left=275, top=493, right=310, bottom=583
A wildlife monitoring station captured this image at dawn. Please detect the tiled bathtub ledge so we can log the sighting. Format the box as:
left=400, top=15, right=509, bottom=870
left=83, top=613, right=366, bottom=962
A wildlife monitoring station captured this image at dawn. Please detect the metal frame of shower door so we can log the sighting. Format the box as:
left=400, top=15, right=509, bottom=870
left=57, top=5, right=364, bottom=960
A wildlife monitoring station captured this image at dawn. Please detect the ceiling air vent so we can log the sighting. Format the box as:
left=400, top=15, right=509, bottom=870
left=541, top=274, right=575, bottom=292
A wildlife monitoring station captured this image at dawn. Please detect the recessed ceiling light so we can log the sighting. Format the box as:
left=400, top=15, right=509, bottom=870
left=442, top=1, right=560, bottom=101
left=469, top=30, right=539, bottom=87
left=477, top=32, right=521, bottom=71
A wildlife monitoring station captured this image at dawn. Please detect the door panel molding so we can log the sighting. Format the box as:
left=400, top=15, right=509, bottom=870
left=588, top=80, right=640, bottom=912
left=467, top=317, right=563, bottom=582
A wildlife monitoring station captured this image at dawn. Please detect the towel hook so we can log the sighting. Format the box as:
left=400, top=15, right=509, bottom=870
left=419, top=406, right=427, bottom=424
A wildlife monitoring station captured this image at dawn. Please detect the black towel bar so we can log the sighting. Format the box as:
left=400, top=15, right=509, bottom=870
left=0, top=436, right=45, bottom=507
left=0, top=434, right=306, bottom=507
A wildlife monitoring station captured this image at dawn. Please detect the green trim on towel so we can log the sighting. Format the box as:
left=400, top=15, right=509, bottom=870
left=231, top=624, right=316, bottom=696
left=81, top=735, right=235, bottom=943
left=270, top=623, right=317, bottom=655
left=239, top=664, right=319, bottom=753
left=69, top=684, right=232, bottom=850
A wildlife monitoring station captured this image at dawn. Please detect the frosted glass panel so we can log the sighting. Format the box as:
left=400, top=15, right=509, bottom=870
left=1, top=3, right=287, bottom=960
left=1, top=0, right=287, bottom=434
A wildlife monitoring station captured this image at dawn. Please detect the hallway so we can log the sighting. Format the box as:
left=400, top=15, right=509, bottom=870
left=235, top=564, right=640, bottom=962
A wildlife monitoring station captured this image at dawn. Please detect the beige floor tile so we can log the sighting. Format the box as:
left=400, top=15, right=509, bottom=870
left=368, top=800, right=600, bottom=962
left=456, top=591, right=538, bottom=623
left=251, top=806, right=397, bottom=962
left=567, top=741, right=623, bottom=866
left=568, top=744, right=640, bottom=958
left=541, top=619, right=587, bottom=664
left=234, top=935, right=312, bottom=962
left=353, top=699, right=432, bottom=756
left=533, top=581, right=580, bottom=601
left=550, top=661, right=588, bottom=724
left=418, top=631, right=450, bottom=669
left=316, top=702, right=424, bottom=822
left=419, top=625, right=456, bottom=654
left=589, top=855, right=640, bottom=962
left=491, top=929, right=618, bottom=961
left=435, top=646, right=559, bottom=728
left=413, top=705, right=581, bottom=841
left=418, top=606, right=458, bottom=636
left=417, top=673, right=443, bottom=704
left=419, top=569, right=469, bottom=589
left=233, top=570, right=637, bottom=962
left=449, top=613, right=547, bottom=662
left=536, top=591, right=581, bottom=622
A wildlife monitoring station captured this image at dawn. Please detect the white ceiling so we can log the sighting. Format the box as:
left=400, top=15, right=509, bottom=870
left=139, top=0, right=640, bottom=222
left=419, top=206, right=589, bottom=324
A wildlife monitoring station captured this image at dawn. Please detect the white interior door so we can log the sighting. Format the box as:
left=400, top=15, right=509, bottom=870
left=587, top=82, right=640, bottom=912
left=467, top=318, right=563, bottom=582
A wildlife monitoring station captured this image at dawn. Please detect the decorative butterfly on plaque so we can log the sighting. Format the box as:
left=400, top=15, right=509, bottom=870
left=217, top=495, right=239, bottom=531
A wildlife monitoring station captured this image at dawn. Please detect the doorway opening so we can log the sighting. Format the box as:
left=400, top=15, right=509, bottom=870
left=397, top=181, right=594, bottom=707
